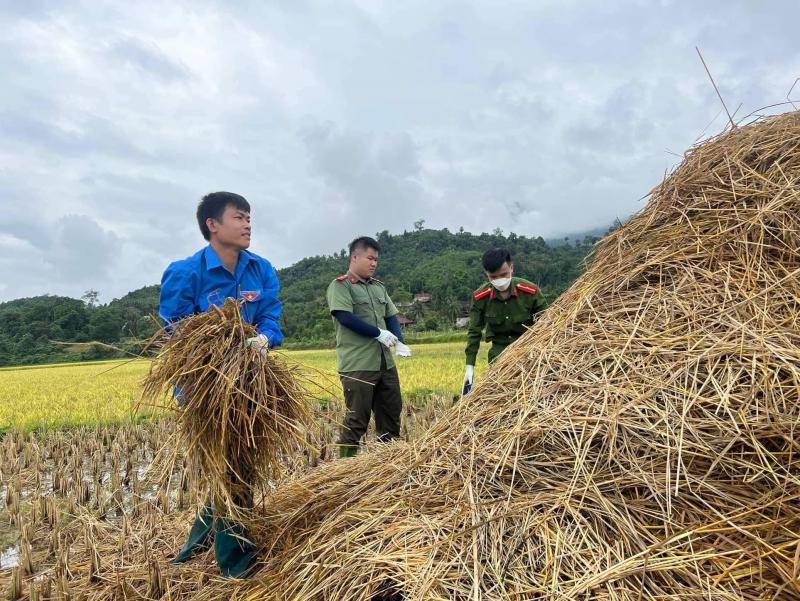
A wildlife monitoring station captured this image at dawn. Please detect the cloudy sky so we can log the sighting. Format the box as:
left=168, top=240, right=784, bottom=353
left=2, top=0, right=799, bottom=303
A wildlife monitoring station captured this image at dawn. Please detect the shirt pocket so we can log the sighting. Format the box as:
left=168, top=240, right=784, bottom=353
left=351, top=289, right=372, bottom=317
left=485, top=307, right=506, bottom=332
left=485, top=304, right=501, bottom=321
left=206, top=288, right=225, bottom=308
left=374, top=294, right=388, bottom=317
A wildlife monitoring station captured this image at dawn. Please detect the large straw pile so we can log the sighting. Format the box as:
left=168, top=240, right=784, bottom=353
left=142, top=299, right=312, bottom=516
left=195, top=111, right=800, bottom=600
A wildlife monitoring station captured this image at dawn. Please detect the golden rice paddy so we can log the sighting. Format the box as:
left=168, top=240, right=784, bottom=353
left=0, top=342, right=487, bottom=432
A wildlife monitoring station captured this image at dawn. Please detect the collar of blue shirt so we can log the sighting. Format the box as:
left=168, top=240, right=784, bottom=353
left=203, top=245, right=251, bottom=278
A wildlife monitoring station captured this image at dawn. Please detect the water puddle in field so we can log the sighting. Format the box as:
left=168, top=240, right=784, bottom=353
left=0, top=544, right=19, bottom=569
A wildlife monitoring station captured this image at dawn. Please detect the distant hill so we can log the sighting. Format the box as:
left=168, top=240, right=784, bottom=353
left=546, top=220, right=621, bottom=246
left=278, top=227, right=598, bottom=341
left=0, top=227, right=600, bottom=366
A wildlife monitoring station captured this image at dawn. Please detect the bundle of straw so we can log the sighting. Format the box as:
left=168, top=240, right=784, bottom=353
left=142, top=298, right=311, bottom=516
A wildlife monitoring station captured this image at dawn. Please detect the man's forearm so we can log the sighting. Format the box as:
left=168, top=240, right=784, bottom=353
left=384, top=315, right=405, bottom=343
left=257, top=320, right=284, bottom=347
left=159, top=312, right=191, bottom=335
left=333, top=311, right=381, bottom=338
left=465, top=329, right=482, bottom=365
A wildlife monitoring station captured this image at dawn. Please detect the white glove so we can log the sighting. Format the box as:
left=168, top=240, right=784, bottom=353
left=245, top=334, right=269, bottom=357
left=464, top=365, right=474, bottom=385
left=375, top=329, right=398, bottom=348
left=395, top=342, right=412, bottom=358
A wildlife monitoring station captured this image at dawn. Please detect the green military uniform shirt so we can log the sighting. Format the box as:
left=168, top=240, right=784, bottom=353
left=465, top=277, right=547, bottom=365
left=326, top=271, right=399, bottom=373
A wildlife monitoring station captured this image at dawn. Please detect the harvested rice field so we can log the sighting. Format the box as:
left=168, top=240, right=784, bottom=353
left=0, top=341, right=480, bottom=596
left=0, top=399, right=455, bottom=598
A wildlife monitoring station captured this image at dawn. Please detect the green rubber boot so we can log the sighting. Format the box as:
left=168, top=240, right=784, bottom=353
left=339, top=444, right=359, bottom=459
left=173, top=502, right=214, bottom=563
left=215, top=517, right=257, bottom=578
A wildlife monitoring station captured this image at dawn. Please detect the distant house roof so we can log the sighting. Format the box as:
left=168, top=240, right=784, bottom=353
left=397, top=316, right=415, bottom=326
left=413, top=292, right=432, bottom=302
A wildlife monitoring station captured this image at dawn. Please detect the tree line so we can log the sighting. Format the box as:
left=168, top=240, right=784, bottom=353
left=0, top=227, right=603, bottom=366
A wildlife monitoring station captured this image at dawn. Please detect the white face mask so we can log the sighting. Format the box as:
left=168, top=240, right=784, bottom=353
left=490, top=277, right=512, bottom=291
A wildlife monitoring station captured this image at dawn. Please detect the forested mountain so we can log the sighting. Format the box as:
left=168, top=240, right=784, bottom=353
left=0, top=227, right=602, bottom=366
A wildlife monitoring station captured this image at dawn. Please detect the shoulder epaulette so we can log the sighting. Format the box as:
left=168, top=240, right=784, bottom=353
left=517, top=283, right=538, bottom=295
left=371, top=277, right=384, bottom=285
left=336, top=275, right=357, bottom=283
left=473, top=287, right=493, bottom=301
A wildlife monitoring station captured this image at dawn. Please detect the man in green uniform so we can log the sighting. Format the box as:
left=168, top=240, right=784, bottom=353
left=326, top=236, right=411, bottom=458
left=463, top=248, right=547, bottom=394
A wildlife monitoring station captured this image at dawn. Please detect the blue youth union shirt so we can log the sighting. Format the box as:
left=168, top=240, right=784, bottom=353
left=158, top=245, right=284, bottom=347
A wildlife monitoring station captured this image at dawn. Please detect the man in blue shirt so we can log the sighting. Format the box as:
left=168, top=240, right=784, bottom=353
left=160, top=191, right=283, bottom=578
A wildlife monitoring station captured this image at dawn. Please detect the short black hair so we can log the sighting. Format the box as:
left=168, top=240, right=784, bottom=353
left=349, top=236, right=381, bottom=257
left=482, top=248, right=512, bottom=273
left=196, top=192, right=251, bottom=241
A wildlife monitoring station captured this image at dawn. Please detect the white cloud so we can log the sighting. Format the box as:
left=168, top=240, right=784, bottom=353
left=49, top=215, right=119, bottom=280
left=3, top=0, right=800, bottom=302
